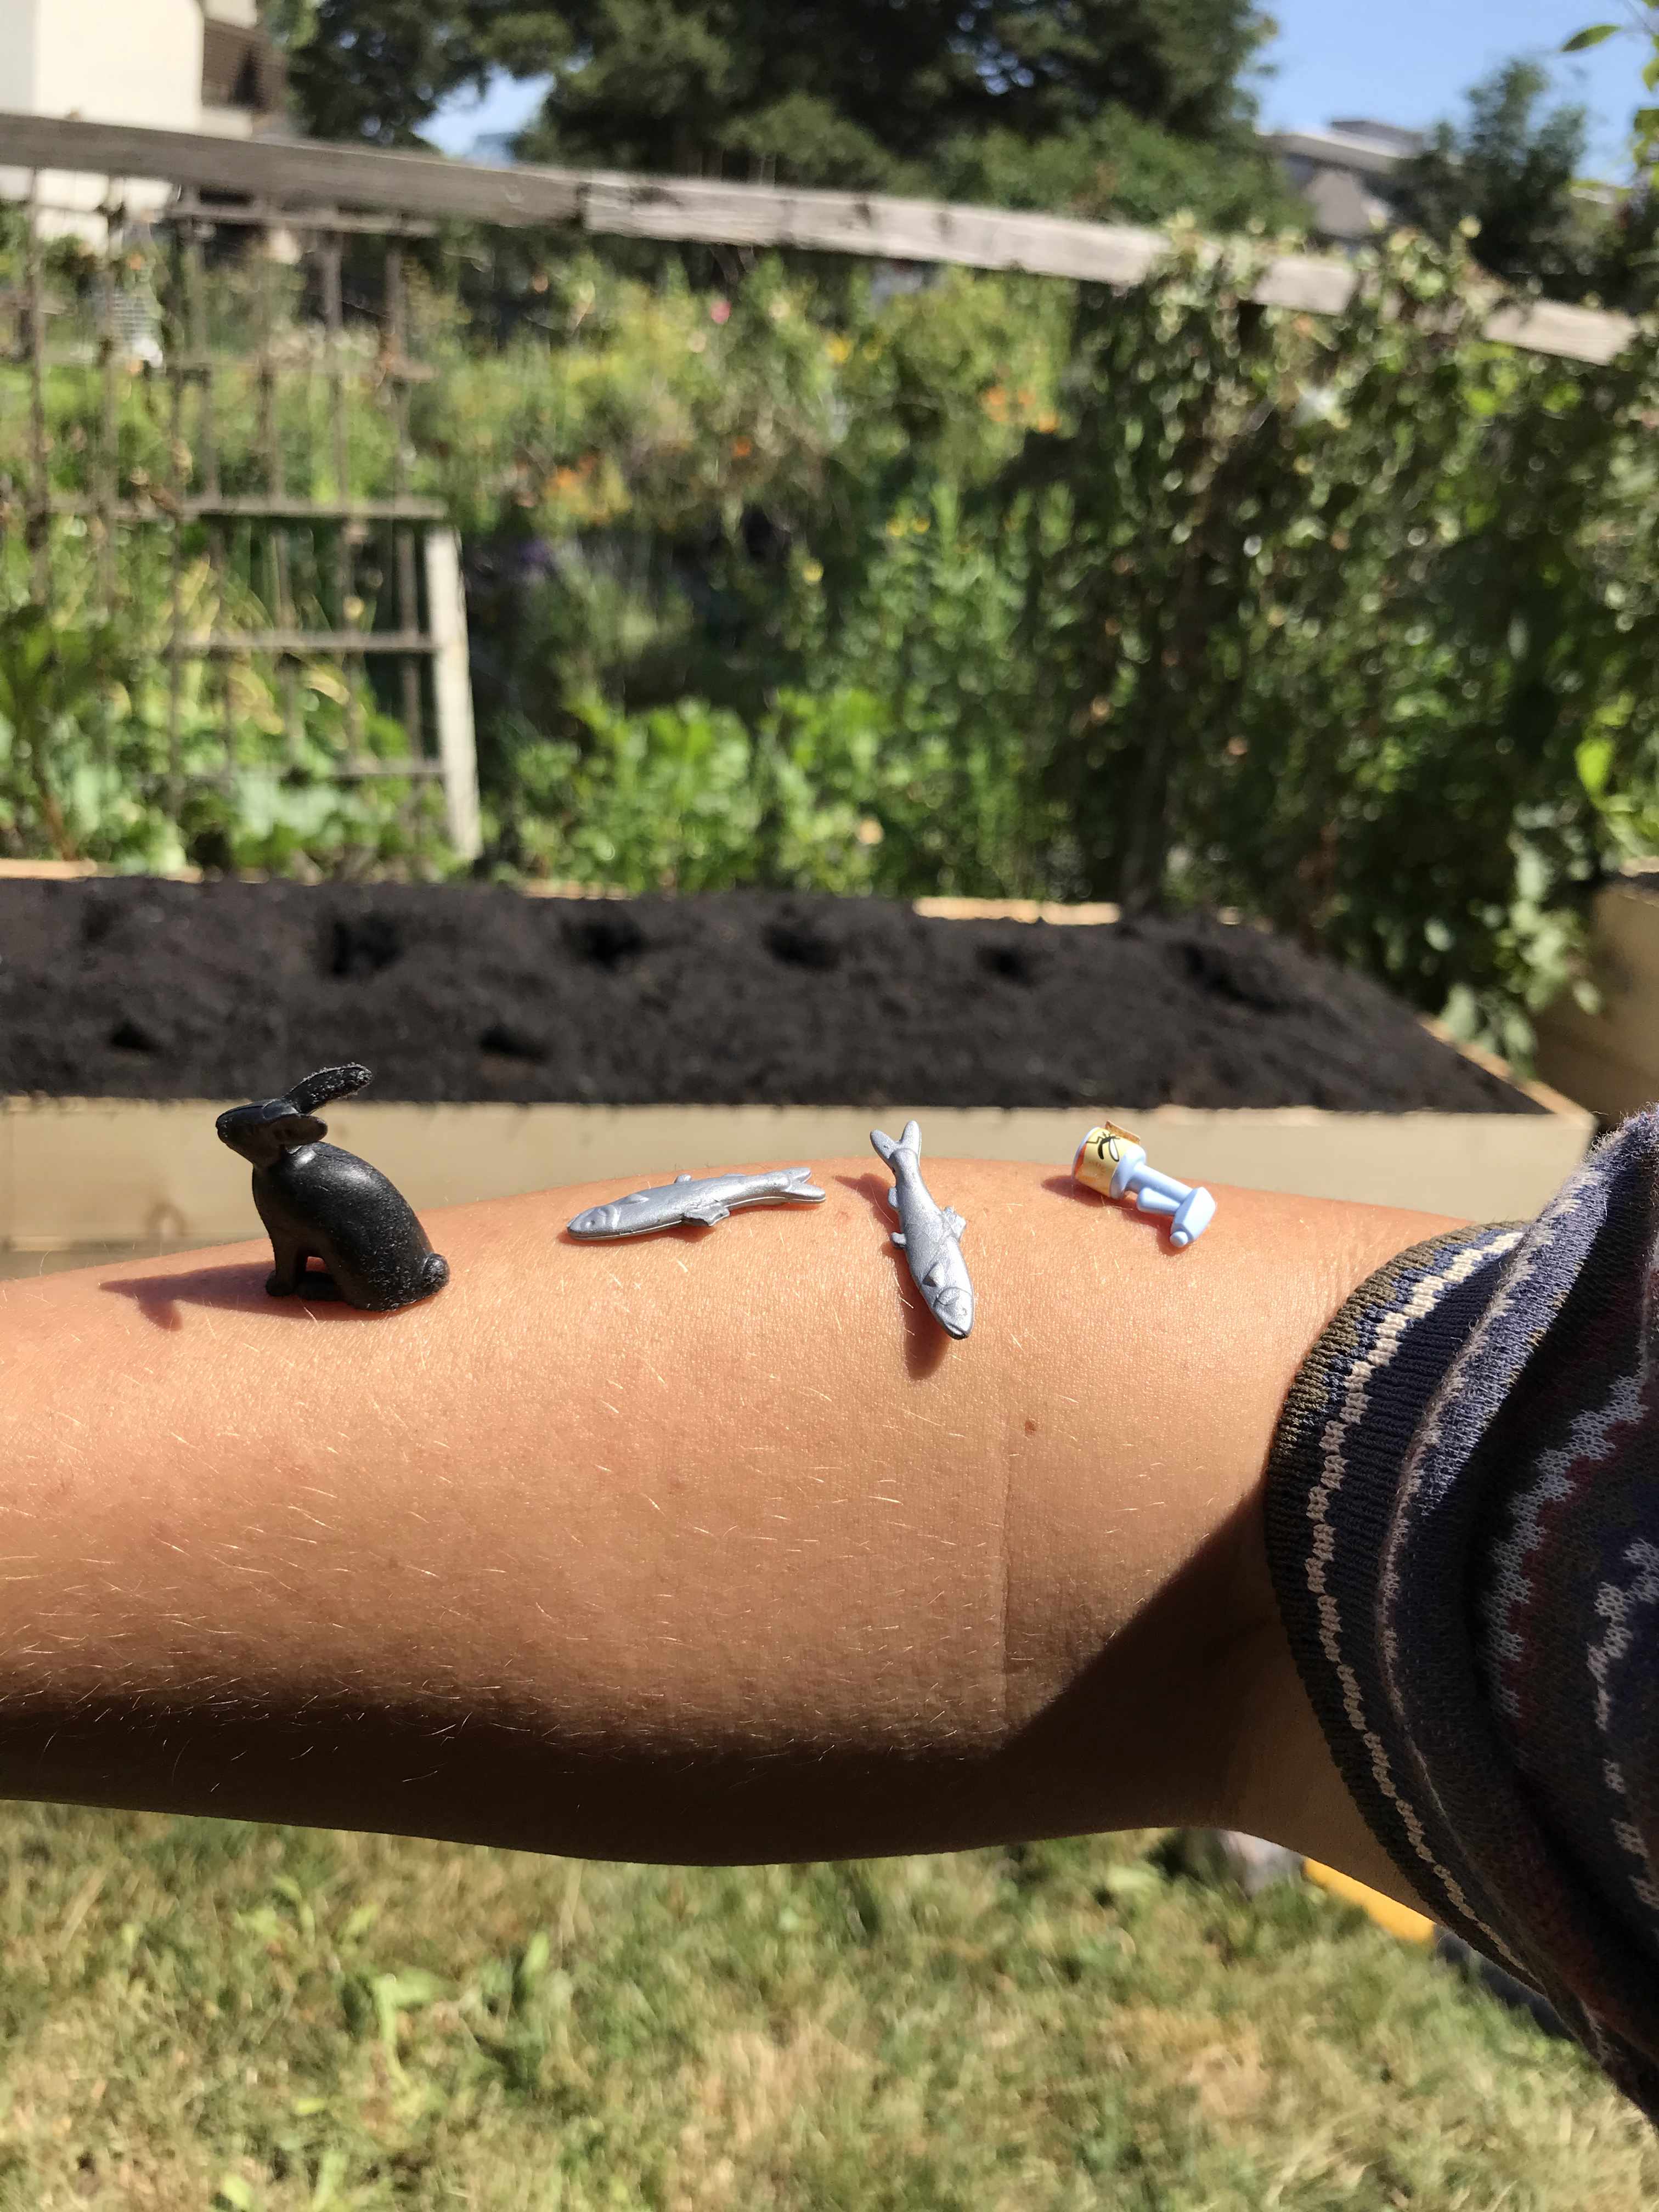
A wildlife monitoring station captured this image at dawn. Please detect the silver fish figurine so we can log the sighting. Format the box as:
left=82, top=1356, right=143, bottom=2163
left=870, top=1120, right=974, bottom=1340
left=567, top=1165, right=826, bottom=1240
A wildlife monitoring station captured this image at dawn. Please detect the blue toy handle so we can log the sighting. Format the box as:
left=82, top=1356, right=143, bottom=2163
left=1171, top=1187, right=1217, bottom=1248
left=1131, top=1166, right=1187, bottom=1217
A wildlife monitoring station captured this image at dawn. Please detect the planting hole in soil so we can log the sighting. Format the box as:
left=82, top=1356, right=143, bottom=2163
left=1178, top=932, right=1313, bottom=1013
left=327, top=913, right=405, bottom=980
left=764, top=917, right=843, bottom=972
left=108, top=1017, right=163, bottom=1056
left=479, top=1020, right=550, bottom=1063
left=564, top=909, right=647, bottom=969
left=979, top=940, right=1043, bottom=988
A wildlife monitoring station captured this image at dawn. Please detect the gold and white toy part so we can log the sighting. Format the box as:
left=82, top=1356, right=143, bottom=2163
left=1074, top=1122, right=1217, bottom=1249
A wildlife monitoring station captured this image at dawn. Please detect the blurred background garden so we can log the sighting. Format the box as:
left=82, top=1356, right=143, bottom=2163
left=7, top=2, right=1659, bottom=2204
left=9, top=0, right=1659, bottom=1066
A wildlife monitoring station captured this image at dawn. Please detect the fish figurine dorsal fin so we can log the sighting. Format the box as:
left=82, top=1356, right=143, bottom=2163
left=943, top=1207, right=966, bottom=1240
left=674, top=1172, right=693, bottom=1183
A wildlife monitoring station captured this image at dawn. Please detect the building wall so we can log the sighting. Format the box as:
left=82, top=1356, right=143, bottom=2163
left=0, top=2, right=40, bottom=119
left=0, top=0, right=202, bottom=229
left=32, top=0, right=204, bottom=129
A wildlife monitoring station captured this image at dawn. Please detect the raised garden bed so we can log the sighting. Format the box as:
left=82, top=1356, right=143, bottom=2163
left=0, top=879, right=1590, bottom=1252
left=0, top=878, right=1553, bottom=1111
left=1537, top=868, right=1659, bottom=1122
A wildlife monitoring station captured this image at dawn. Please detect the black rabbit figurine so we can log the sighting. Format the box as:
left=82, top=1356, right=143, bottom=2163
left=216, top=1064, right=450, bottom=1312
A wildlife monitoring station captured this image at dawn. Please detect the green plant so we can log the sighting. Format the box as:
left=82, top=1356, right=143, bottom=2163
left=0, top=603, right=125, bottom=859
left=988, top=225, right=1659, bottom=1048
left=0, top=551, right=450, bottom=876
left=1391, top=61, right=1641, bottom=307
left=495, top=687, right=887, bottom=893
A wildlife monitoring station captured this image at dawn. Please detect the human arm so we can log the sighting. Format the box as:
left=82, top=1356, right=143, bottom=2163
left=0, top=1161, right=1455, bottom=1897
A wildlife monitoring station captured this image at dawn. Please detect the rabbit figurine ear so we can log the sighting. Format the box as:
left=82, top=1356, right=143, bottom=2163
left=264, top=1108, right=329, bottom=1150
left=287, top=1063, right=373, bottom=1115
left=215, top=1099, right=328, bottom=1166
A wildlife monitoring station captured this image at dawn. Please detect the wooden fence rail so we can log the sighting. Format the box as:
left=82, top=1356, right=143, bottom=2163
left=0, top=109, right=1640, bottom=368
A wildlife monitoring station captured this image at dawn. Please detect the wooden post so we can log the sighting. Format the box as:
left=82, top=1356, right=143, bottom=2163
left=424, top=527, right=481, bottom=862
left=24, top=175, right=50, bottom=604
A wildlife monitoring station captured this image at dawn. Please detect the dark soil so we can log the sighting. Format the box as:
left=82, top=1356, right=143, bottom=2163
left=0, top=880, right=1540, bottom=1113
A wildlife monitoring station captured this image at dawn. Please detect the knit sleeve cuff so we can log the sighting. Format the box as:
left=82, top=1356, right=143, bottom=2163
left=1263, top=1110, right=1659, bottom=2117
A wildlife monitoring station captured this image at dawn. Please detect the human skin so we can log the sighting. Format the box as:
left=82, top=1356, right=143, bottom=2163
left=0, top=1163, right=1457, bottom=1910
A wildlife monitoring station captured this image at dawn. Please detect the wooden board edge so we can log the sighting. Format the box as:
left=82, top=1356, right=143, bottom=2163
left=1416, top=1014, right=1590, bottom=1126
left=0, top=111, right=1640, bottom=368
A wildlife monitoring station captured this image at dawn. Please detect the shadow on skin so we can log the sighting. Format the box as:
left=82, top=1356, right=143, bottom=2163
left=1042, top=1172, right=1101, bottom=1208
left=836, top=1173, right=951, bottom=1382
left=100, top=1261, right=386, bottom=1333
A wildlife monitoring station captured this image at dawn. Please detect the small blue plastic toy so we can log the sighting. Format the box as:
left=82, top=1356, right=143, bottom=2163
left=1074, top=1123, right=1217, bottom=1249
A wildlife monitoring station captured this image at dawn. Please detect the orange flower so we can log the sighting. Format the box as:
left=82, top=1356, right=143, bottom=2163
left=731, top=436, right=753, bottom=459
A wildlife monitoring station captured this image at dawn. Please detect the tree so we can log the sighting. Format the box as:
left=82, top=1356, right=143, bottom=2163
left=501, top=1, right=1279, bottom=189
left=936, top=108, right=1305, bottom=233
left=1562, top=12, right=1659, bottom=180
left=270, top=0, right=494, bottom=146
left=1392, top=60, right=1655, bottom=307
left=272, top=2, right=1295, bottom=228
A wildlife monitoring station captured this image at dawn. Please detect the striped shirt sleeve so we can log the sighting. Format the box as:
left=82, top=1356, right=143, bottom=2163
left=1265, top=1109, right=1659, bottom=2117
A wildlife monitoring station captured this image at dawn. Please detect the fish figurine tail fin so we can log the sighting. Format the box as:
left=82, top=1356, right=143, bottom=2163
left=870, top=1122, right=923, bottom=1169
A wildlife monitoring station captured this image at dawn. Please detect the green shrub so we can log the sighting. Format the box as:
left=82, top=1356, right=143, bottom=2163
left=997, top=227, right=1659, bottom=1050
left=494, top=678, right=1053, bottom=898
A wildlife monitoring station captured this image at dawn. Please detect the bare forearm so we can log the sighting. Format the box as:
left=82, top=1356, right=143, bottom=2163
left=0, top=1164, right=1455, bottom=1886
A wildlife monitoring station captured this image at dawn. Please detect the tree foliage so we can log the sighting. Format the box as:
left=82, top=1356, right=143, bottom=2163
left=272, top=1, right=1293, bottom=225
left=1562, top=10, right=1659, bottom=177
left=499, top=0, right=1276, bottom=179
left=273, top=0, right=495, bottom=146
left=1394, top=60, right=1659, bottom=309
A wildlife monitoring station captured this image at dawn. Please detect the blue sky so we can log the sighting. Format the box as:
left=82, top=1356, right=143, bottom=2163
left=1259, top=0, right=1639, bottom=173
left=427, top=1, right=1646, bottom=180
left=424, top=75, right=549, bottom=159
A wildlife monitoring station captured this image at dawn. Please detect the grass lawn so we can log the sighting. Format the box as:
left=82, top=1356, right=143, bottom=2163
left=0, top=1808, right=1649, bottom=2210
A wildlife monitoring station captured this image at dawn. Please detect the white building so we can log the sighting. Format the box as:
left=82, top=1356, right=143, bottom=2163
left=1267, top=121, right=1426, bottom=246
left=0, top=0, right=284, bottom=230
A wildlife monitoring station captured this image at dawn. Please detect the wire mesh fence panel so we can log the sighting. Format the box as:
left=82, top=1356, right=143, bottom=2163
left=0, top=164, right=475, bottom=872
